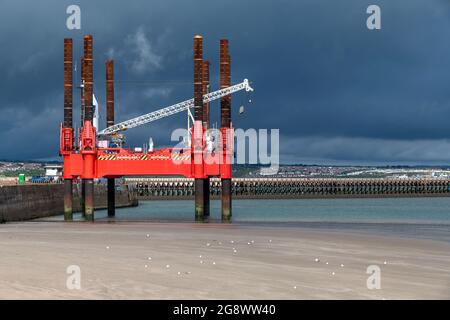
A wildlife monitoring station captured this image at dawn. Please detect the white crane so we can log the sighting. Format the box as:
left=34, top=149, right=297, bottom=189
left=98, top=79, right=254, bottom=135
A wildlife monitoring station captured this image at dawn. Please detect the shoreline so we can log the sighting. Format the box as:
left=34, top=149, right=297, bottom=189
left=31, top=218, right=450, bottom=245
left=33, top=197, right=450, bottom=244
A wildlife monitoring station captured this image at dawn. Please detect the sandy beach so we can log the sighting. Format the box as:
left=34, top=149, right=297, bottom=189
left=0, top=221, right=449, bottom=299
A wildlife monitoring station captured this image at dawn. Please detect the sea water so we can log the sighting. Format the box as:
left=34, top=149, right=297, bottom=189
left=44, top=197, right=450, bottom=243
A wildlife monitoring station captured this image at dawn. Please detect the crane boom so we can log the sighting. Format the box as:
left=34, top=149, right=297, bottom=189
left=98, top=79, right=253, bottom=135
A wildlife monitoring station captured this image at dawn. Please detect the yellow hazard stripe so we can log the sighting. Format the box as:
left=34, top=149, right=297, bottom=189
left=98, top=155, right=116, bottom=160
left=172, top=154, right=190, bottom=160
left=100, top=154, right=183, bottom=160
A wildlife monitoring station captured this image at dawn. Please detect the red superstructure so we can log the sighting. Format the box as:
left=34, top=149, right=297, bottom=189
left=60, top=123, right=233, bottom=180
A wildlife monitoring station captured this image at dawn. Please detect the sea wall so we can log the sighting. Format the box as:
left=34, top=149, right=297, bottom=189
left=0, top=184, right=138, bottom=222
left=132, top=178, right=450, bottom=200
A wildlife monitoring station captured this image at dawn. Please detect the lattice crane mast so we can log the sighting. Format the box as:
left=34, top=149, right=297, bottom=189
left=98, top=79, right=253, bottom=135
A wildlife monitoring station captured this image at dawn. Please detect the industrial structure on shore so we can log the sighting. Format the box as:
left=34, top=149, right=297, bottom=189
left=60, top=35, right=253, bottom=222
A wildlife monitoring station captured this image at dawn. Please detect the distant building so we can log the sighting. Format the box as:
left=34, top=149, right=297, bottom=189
left=44, top=164, right=63, bottom=177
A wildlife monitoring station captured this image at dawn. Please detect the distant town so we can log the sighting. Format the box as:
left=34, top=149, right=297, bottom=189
left=1, top=160, right=449, bottom=183
left=234, top=164, right=450, bottom=180
left=0, top=161, right=46, bottom=177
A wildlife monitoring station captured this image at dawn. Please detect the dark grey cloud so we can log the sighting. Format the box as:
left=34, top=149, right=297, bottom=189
left=0, top=0, right=449, bottom=164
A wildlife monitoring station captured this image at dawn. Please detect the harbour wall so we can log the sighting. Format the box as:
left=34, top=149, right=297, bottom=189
left=0, top=184, right=138, bottom=222
left=131, top=178, right=450, bottom=200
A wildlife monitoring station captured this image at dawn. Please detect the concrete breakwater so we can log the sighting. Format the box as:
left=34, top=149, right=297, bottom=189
left=0, top=184, right=138, bottom=222
left=131, top=177, right=450, bottom=200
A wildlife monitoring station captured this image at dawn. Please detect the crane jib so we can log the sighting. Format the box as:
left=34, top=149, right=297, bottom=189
left=98, top=79, right=253, bottom=135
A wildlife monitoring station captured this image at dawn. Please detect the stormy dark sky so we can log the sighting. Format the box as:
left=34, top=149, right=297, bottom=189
left=1, top=0, right=450, bottom=165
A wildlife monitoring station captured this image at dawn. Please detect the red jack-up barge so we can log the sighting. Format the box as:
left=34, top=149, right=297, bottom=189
left=60, top=35, right=253, bottom=222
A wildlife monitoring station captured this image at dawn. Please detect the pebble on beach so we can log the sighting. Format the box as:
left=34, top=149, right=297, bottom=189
left=166, top=264, right=170, bottom=269
left=314, top=258, right=320, bottom=262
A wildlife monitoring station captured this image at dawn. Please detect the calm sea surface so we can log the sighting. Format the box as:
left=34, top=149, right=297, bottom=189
left=42, top=197, right=450, bottom=242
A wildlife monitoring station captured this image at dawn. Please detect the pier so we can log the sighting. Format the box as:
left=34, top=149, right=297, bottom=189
left=131, top=177, right=450, bottom=199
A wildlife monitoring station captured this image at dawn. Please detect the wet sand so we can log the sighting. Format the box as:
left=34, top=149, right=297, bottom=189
left=0, top=221, right=449, bottom=299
